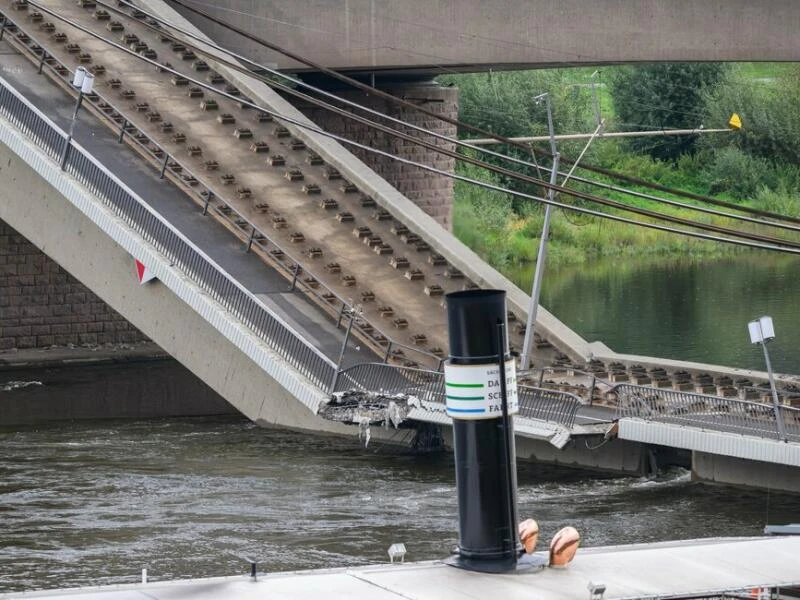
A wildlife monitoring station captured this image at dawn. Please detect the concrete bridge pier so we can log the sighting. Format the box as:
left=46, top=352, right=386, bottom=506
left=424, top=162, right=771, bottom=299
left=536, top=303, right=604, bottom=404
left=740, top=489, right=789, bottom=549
left=289, top=80, right=458, bottom=230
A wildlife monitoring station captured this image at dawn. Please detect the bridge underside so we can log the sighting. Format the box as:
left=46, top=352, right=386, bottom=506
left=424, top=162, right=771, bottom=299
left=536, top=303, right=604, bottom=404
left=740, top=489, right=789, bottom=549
left=172, top=0, right=800, bottom=78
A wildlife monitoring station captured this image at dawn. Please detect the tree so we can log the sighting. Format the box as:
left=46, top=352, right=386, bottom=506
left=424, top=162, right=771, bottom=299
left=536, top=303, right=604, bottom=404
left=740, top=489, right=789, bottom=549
left=438, top=69, right=594, bottom=206
left=609, top=63, right=729, bottom=161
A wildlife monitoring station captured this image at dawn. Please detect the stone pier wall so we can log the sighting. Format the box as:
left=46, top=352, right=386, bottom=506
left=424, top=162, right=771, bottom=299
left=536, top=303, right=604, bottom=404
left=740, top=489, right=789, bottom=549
left=0, top=220, right=148, bottom=350
left=290, top=82, right=458, bottom=230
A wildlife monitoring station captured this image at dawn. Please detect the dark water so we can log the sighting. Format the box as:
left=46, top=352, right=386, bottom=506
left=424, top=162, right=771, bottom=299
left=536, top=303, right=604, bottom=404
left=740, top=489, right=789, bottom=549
left=510, top=253, right=800, bottom=374
left=2, top=417, right=799, bottom=593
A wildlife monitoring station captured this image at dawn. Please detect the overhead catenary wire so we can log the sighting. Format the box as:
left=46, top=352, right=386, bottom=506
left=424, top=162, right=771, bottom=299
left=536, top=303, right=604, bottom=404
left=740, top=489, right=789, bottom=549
left=24, top=2, right=800, bottom=255
left=82, top=0, right=800, bottom=237
left=164, top=0, right=800, bottom=227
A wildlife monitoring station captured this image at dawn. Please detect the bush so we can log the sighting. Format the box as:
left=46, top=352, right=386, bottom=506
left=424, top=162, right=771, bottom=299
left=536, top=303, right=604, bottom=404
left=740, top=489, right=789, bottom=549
left=707, top=147, right=774, bottom=199
left=609, top=63, right=729, bottom=161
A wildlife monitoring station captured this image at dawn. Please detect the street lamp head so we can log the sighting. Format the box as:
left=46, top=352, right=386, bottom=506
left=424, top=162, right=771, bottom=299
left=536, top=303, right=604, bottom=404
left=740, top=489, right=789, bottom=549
left=80, top=73, right=95, bottom=95
left=748, top=315, right=775, bottom=345
left=72, top=67, right=87, bottom=89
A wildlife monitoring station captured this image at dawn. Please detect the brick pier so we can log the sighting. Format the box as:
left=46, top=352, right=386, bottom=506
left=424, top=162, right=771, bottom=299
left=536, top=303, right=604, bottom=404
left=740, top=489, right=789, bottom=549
left=290, top=81, right=458, bottom=230
left=0, top=220, right=148, bottom=350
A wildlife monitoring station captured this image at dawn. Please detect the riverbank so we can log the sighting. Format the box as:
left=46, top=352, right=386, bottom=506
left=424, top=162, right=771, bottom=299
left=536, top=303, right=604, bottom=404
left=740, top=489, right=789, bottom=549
left=0, top=342, right=235, bottom=425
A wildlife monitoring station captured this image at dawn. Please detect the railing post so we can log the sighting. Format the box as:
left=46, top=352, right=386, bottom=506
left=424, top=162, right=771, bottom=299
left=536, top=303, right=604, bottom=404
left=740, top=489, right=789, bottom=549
left=330, top=310, right=355, bottom=393
left=245, top=227, right=256, bottom=252
left=118, top=119, right=127, bottom=143
left=288, top=264, right=300, bottom=291
left=537, top=368, right=545, bottom=388
left=336, top=303, right=346, bottom=329
left=588, top=374, right=596, bottom=406
left=38, top=52, right=46, bottom=74
left=159, top=152, right=169, bottom=179
left=383, top=341, right=392, bottom=364
left=202, top=191, right=213, bottom=215
left=760, top=341, right=788, bottom=443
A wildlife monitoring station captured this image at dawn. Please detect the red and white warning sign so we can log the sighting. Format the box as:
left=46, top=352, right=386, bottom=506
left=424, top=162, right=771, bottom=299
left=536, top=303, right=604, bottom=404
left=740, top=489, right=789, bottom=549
left=135, top=259, right=157, bottom=285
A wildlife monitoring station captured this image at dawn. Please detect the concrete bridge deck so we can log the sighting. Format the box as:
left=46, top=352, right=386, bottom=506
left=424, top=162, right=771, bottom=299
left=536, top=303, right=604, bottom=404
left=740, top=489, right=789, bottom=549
left=0, top=41, right=375, bottom=371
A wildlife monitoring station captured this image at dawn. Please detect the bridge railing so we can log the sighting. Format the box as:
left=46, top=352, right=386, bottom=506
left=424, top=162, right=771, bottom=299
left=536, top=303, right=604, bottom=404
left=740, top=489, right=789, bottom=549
left=613, top=383, right=800, bottom=443
left=0, top=74, right=338, bottom=391
left=334, top=362, right=583, bottom=427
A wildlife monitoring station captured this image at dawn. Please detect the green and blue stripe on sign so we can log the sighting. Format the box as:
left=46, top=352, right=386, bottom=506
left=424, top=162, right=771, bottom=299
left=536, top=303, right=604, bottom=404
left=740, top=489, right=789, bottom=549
left=445, top=381, right=486, bottom=414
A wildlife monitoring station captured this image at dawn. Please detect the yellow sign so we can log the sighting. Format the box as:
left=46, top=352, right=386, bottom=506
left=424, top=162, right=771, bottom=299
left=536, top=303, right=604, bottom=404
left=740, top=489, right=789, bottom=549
left=728, top=113, right=742, bottom=130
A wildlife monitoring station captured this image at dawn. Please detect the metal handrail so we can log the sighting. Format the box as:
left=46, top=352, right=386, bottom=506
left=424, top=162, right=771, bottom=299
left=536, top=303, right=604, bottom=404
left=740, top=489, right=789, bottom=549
left=334, top=362, right=583, bottom=427
left=0, top=72, right=338, bottom=390
left=0, top=13, right=443, bottom=370
left=613, top=383, right=800, bottom=442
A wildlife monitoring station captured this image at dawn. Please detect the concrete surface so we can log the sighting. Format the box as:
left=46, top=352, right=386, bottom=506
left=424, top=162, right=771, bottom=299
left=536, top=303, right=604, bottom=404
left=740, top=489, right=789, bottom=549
left=171, top=0, right=800, bottom=75
left=2, top=536, right=799, bottom=599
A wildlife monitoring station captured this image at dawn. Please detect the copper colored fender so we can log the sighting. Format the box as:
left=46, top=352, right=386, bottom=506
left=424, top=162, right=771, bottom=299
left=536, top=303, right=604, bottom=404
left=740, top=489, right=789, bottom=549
left=549, top=526, right=580, bottom=567
left=518, top=519, right=540, bottom=554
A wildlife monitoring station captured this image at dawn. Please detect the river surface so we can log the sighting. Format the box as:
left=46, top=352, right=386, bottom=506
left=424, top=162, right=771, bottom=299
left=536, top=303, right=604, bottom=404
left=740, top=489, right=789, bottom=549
left=2, top=416, right=799, bottom=593
left=510, top=253, right=800, bottom=374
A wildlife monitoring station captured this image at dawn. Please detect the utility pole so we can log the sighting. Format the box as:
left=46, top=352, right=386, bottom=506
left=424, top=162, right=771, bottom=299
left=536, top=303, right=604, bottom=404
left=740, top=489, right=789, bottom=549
left=519, top=92, right=605, bottom=371
left=590, top=70, right=602, bottom=127
left=520, top=93, right=558, bottom=371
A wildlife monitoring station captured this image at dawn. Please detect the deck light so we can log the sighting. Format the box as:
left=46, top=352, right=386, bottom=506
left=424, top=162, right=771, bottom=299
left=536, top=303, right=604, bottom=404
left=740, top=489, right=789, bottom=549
left=59, top=67, right=95, bottom=170
left=387, top=543, right=406, bottom=563
left=587, top=581, right=606, bottom=599
left=747, top=316, right=787, bottom=442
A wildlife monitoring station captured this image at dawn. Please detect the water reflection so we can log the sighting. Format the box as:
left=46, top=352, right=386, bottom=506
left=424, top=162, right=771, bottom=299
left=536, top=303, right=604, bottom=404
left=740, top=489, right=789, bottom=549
left=510, top=253, right=800, bottom=373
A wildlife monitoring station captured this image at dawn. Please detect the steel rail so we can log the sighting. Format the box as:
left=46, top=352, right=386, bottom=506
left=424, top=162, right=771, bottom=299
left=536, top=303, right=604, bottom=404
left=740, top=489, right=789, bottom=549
left=614, top=383, right=800, bottom=443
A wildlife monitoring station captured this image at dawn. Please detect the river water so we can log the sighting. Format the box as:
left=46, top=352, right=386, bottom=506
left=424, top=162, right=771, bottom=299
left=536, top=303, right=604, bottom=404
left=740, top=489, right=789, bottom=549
left=510, top=253, right=800, bottom=374
left=2, top=416, right=799, bottom=593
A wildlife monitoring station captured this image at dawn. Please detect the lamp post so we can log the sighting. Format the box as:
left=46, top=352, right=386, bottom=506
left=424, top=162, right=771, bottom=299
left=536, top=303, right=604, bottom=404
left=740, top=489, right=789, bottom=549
left=747, top=316, right=787, bottom=443
left=329, top=302, right=362, bottom=392
left=59, top=67, right=95, bottom=170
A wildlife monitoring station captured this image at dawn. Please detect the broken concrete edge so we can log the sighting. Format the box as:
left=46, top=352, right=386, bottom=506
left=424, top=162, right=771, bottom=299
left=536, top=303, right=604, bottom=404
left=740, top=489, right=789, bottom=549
left=136, top=0, right=594, bottom=365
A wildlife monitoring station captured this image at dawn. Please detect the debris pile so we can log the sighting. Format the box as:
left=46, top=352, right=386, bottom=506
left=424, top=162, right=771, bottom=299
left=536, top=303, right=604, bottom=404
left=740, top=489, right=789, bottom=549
left=319, top=390, right=420, bottom=447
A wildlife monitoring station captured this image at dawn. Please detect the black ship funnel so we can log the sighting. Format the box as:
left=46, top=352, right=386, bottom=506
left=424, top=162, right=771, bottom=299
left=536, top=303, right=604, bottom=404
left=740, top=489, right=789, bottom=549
left=444, top=289, right=530, bottom=573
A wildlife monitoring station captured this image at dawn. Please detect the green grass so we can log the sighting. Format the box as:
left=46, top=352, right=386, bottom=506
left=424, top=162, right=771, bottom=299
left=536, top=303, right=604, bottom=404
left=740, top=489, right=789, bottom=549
left=731, top=62, right=796, bottom=80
